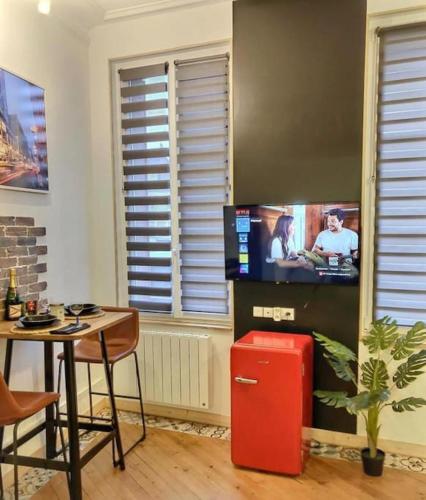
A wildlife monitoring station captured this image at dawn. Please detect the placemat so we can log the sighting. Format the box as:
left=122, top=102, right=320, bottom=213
left=64, top=310, right=105, bottom=321
left=10, top=320, right=68, bottom=335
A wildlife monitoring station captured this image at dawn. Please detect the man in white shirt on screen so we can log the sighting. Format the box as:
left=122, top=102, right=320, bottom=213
left=312, top=208, right=359, bottom=259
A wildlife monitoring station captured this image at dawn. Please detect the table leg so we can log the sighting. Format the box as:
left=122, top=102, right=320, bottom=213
left=44, top=342, right=56, bottom=459
left=63, top=341, right=82, bottom=500
left=2, top=339, right=13, bottom=382
left=98, top=330, right=125, bottom=470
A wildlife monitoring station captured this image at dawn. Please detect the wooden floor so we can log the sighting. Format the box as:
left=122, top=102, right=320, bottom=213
left=33, top=423, right=426, bottom=500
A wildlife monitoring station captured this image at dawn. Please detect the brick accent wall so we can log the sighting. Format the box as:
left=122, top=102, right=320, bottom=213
left=0, top=216, right=47, bottom=319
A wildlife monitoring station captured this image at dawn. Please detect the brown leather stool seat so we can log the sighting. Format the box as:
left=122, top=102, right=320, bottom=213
left=1, top=391, right=60, bottom=427
left=57, top=306, right=139, bottom=365
left=0, top=372, right=69, bottom=499
left=56, top=306, right=146, bottom=465
left=57, top=337, right=135, bottom=364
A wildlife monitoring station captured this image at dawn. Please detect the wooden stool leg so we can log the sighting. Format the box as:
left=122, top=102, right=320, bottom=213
left=118, top=351, right=147, bottom=458
left=110, top=364, right=116, bottom=466
left=99, top=331, right=125, bottom=470
left=57, top=359, right=63, bottom=394
left=87, top=364, right=94, bottom=424
left=12, top=421, right=21, bottom=500
left=0, top=459, right=4, bottom=500
left=134, top=352, right=147, bottom=441
left=0, top=340, right=14, bottom=477
left=55, top=401, right=71, bottom=493
left=55, top=359, right=64, bottom=450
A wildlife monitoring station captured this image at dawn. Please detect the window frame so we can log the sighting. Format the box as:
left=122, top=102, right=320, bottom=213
left=361, top=5, right=426, bottom=334
left=110, top=40, right=233, bottom=327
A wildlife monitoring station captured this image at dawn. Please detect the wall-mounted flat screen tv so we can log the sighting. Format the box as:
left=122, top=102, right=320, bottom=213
left=224, top=202, right=360, bottom=285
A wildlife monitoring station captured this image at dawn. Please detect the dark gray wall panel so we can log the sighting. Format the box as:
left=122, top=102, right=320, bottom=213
left=233, top=0, right=366, bottom=433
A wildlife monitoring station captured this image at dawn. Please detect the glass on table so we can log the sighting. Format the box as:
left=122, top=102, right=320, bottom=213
left=68, top=304, right=84, bottom=325
left=50, top=303, right=65, bottom=321
left=25, top=300, right=38, bottom=316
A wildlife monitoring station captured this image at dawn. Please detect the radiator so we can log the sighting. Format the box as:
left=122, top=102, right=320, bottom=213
left=140, top=332, right=211, bottom=410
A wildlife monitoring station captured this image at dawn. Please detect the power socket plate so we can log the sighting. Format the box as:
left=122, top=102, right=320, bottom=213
left=263, top=307, right=273, bottom=318
left=280, top=307, right=295, bottom=321
left=273, top=307, right=281, bottom=321
left=253, top=306, right=263, bottom=318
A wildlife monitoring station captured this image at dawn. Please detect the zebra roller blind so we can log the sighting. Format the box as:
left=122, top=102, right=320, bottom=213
left=175, top=55, right=230, bottom=315
left=375, top=25, right=426, bottom=326
left=119, top=63, right=172, bottom=313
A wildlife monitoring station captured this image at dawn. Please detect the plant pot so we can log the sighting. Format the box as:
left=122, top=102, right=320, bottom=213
left=361, top=448, right=385, bottom=476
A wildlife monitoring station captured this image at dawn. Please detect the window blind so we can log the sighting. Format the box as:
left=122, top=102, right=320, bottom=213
left=119, top=63, right=172, bottom=313
left=175, top=55, right=230, bottom=315
left=375, top=25, right=426, bottom=326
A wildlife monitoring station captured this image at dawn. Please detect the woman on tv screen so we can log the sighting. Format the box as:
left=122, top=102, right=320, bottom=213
left=268, top=215, right=313, bottom=270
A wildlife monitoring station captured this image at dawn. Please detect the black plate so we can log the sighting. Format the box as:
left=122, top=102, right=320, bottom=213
left=65, top=304, right=100, bottom=316
left=65, top=303, right=99, bottom=313
left=19, top=314, right=58, bottom=328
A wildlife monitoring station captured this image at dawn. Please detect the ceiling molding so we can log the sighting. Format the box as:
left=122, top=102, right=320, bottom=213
left=50, top=0, right=104, bottom=42
left=103, top=0, right=231, bottom=21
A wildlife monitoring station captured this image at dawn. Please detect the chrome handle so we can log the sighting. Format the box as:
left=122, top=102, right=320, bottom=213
left=234, top=376, right=258, bottom=385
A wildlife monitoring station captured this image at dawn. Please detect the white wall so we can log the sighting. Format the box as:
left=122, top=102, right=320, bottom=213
left=356, top=0, right=426, bottom=447
left=0, top=0, right=92, bottom=454
left=88, top=1, right=233, bottom=418
left=368, top=0, right=426, bottom=14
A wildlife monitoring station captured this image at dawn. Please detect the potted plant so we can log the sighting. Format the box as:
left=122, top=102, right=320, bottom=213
left=313, top=316, right=426, bottom=476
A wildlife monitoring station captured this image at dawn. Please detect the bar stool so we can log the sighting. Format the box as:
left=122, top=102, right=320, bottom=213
left=0, top=371, right=69, bottom=500
left=57, top=306, right=146, bottom=464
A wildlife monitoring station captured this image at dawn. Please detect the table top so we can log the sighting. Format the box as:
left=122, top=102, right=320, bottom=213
left=0, top=311, right=132, bottom=341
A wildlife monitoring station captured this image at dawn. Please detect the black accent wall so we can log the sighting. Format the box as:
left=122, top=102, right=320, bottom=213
left=232, top=0, right=366, bottom=433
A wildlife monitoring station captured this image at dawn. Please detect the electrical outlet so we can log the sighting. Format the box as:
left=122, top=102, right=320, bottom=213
left=273, top=307, right=281, bottom=322
left=280, top=307, right=295, bottom=321
left=263, top=307, right=273, bottom=318
left=253, top=306, right=263, bottom=318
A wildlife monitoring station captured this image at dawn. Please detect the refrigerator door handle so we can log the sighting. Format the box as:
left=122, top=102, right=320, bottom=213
left=235, top=376, right=258, bottom=385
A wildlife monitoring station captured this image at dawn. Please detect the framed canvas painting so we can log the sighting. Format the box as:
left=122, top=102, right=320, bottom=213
left=0, top=68, right=48, bottom=193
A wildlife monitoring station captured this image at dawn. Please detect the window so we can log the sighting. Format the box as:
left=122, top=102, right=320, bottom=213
left=373, top=24, right=426, bottom=326
left=115, top=48, right=231, bottom=320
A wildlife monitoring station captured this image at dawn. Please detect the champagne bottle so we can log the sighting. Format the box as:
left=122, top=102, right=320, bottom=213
left=5, top=268, right=23, bottom=321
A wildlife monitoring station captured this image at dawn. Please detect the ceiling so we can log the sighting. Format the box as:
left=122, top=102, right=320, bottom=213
left=98, top=0, right=220, bottom=21
left=38, top=0, right=225, bottom=37
left=95, top=0, right=161, bottom=10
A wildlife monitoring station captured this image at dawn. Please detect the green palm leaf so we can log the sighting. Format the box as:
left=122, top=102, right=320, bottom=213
left=393, top=350, right=426, bottom=389
left=391, top=322, right=426, bottom=360
left=360, top=358, right=389, bottom=390
left=346, top=391, right=371, bottom=414
left=313, top=332, right=357, bottom=362
left=391, top=397, right=426, bottom=412
left=363, top=316, right=399, bottom=354
left=346, top=389, right=390, bottom=414
left=325, top=354, right=356, bottom=383
left=314, top=390, right=349, bottom=409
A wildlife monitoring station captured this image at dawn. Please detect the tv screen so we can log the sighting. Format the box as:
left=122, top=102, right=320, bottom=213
left=224, top=202, right=360, bottom=285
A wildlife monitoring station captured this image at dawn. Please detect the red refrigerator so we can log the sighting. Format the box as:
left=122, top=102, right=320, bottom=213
left=231, top=330, right=313, bottom=475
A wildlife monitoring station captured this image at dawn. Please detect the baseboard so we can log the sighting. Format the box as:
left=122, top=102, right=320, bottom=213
left=116, top=400, right=426, bottom=459
left=308, top=427, right=426, bottom=459
left=115, top=399, right=231, bottom=427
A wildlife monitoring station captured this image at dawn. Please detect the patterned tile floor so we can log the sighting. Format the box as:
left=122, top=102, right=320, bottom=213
left=3, top=410, right=426, bottom=498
